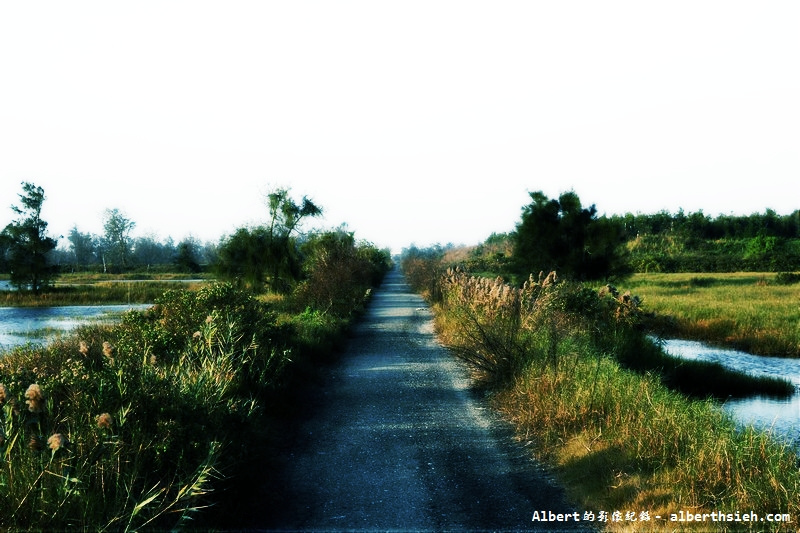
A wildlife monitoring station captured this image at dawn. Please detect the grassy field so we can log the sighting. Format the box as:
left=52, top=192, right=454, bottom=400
left=623, top=272, right=800, bottom=357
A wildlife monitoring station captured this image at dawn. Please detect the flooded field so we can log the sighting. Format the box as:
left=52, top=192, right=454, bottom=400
left=0, top=304, right=148, bottom=351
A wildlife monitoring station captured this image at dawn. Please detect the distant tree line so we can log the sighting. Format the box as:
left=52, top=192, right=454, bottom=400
left=1, top=182, right=391, bottom=295
left=52, top=215, right=217, bottom=275
left=611, top=209, right=800, bottom=241
left=449, top=191, right=800, bottom=281
left=0, top=187, right=218, bottom=282
left=609, top=209, right=800, bottom=273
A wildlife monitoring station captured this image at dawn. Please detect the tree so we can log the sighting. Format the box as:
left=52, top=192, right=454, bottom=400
left=295, top=228, right=392, bottom=315
left=216, top=187, right=322, bottom=292
left=67, top=226, right=99, bottom=269
left=264, top=188, right=323, bottom=291
left=133, top=234, right=175, bottom=268
left=102, top=208, right=135, bottom=271
left=512, top=190, right=627, bottom=281
left=214, top=226, right=272, bottom=289
left=174, top=237, right=202, bottom=273
left=1, top=182, right=58, bottom=293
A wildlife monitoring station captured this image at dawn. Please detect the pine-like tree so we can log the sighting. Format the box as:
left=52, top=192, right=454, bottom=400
left=1, top=182, right=58, bottom=293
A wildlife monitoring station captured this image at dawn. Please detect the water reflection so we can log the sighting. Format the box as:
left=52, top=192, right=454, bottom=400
left=0, top=304, right=148, bottom=351
left=662, top=338, right=800, bottom=449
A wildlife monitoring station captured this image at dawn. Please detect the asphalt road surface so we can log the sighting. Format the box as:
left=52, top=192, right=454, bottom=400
left=265, top=267, right=591, bottom=532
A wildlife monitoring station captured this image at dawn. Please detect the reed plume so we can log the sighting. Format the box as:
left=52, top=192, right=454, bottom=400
left=24, top=383, right=44, bottom=413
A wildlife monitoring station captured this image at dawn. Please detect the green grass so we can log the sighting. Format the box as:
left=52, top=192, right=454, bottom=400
left=624, top=272, right=800, bottom=356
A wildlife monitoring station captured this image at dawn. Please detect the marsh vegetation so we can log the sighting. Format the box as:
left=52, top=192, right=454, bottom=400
left=0, top=184, right=393, bottom=531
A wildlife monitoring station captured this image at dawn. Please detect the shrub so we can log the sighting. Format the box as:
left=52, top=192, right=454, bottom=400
left=775, top=271, right=800, bottom=285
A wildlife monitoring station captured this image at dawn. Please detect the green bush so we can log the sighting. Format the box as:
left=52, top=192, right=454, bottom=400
left=775, top=271, right=800, bottom=285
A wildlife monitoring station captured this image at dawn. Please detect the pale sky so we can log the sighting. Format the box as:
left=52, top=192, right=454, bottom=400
left=2, top=2, right=799, bottom=254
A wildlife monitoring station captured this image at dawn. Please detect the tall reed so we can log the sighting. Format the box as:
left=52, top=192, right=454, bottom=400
left=0, top=284, right=286, bottom=531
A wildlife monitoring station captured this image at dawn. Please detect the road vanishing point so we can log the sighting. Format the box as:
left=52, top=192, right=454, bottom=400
left=262, top=267, right=591, bottom=532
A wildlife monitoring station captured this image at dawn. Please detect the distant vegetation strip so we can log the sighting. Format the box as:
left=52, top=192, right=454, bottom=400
left=401, top=250, right=799, bottom=532
left=0, top=280, right=209, bottom=307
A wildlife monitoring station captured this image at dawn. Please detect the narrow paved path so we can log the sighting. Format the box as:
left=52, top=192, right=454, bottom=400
left=265, top=268, right=589, bottom=532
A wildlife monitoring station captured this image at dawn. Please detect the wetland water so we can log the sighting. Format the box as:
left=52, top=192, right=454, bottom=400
left=662, top=338, right=800, bottom=450
left=0, top=304, right=148, bottom=352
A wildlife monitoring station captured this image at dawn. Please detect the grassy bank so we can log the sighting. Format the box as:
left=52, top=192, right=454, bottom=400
left=0, top=273, right=212, bottom=307
left=0, top=259, right=391, bottom=530
left=494, top=354, right=799, bottom=531
left=406, top=261, right=799, bottom=532
left=625, top=272, right=800, bottom=357
left=0, top=281, right=208, bottom=307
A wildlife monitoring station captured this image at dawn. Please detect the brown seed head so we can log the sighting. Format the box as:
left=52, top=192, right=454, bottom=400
left=102, top=342, right=114, bottom=358
left=96, top=412, right=114, bottom=430
left=47, top=433, right=67, bottom=451
left=24, top=383, right=44, bottom=413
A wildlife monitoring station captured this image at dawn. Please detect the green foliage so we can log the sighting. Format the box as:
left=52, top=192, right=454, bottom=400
left=214, top=226, right=275, bottom=290
left=102, top=208, right=136, bottom=272
left=400, top=245, right=447, bottom=301
left=512, top=191, right=628, bottom=281
left=0, top=218, right=390, bottom=530
left=119, top=283, right=292, bottom=377
left=66, top=226, right=97, bottom=270
left=0, top=292, right=275, bottom=530
left=617, top=208, right=800, bottom=273
left=215, top=188, right=323, bottom=293
left=775, top=271, right=800, bottom=285
left=292, top=229, right=391, bottom=318
left=1, top=182, right=58, bottom=294
left=461, top=233, right=514, bottom=277
left=174, top=240, right=202, bottom=273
